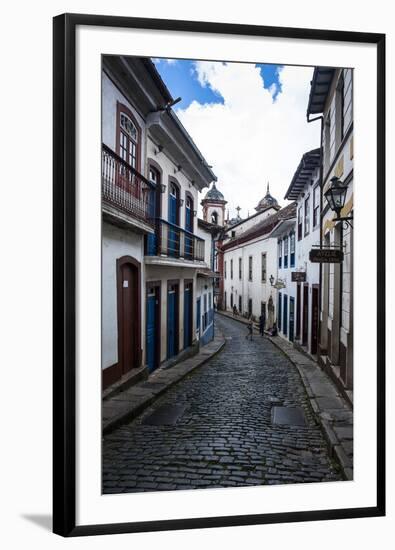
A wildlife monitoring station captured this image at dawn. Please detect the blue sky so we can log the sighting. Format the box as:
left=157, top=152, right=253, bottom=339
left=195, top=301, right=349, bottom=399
left=150, top=58, right=318, bottom=217
left=153, top=58, right=283, bottom=110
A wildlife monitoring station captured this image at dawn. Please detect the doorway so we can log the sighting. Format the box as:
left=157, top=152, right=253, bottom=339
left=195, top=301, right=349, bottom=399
left=311, top=285, right=319, bottom=355
left=302, top=283, right=309, bottom=346
left=117, top=257, right=140, bottom=375
left=183, top=281, right=193, bottom=349
left=167, top=281, right=179, bottom=359
left=146, top=282, right=161, bottom=373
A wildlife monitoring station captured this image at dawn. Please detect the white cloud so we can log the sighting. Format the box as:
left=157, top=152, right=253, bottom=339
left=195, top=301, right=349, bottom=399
left=176, top=61, right=319, bottom=219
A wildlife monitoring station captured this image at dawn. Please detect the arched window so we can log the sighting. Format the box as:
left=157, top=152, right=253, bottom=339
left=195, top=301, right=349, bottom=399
left=117, top=103, right=140, bottom=170
left=211, top=211, right=218, bottom=224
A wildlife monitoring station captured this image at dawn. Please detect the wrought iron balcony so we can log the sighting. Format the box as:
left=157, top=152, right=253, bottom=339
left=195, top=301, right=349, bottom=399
left=102, top=144, right=155, bottom=227
left=146, top=219, right=205, bottom=262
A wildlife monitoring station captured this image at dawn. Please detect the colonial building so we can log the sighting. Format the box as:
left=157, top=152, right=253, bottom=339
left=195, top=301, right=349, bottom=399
left=270, top=207, right=297, bottom=342
left=283, top=148, right=321, bottom=354
left=220, top=185, right=296, bottom=330
left=102, top=56, right=216, bottom=390
left=307, top=67, right=353, bottom=395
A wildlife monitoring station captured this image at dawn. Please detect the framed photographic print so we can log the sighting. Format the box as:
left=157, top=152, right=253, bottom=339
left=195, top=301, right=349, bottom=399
left=53, top=13, right=385, bottom=536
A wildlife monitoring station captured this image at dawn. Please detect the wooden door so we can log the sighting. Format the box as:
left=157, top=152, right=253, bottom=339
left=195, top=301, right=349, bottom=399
left=311, top=286, right=319, bottom=355
left=119, top=261, right=138, bottom=374
left=302, top=284, right=309, bottom=346
left=146, top=284, right=160, bottom=372
left=168, top=183, right=179, bottom=257
left=167, top=283, right=179, bottom=359
left=296, top=283, right=301, bottom=340
left=183, top=282, right=193, bottom=349
left=289, top=297, right=295, bottom=342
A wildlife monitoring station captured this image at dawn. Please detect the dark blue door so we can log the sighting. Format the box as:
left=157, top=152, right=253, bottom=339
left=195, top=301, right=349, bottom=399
left=283, top=294, right=288, bottom=336
left=185, top=197, right=193, bottom=259
left=278, top=292, right=282, bottom=331
left=167, top=284, right=177, bottom=358
left=196, top=298, right=201, bottom=338
left=146, top=288, right=157, bottom=372
left=289, top=297, right=295, bottom=342
left=146, top=188, right=157, bottom=255
left=146, top=167, right=160, bottom=256
left=168, top=184, right=178, bottom=256
left=184, top=283, right=192, bottom=349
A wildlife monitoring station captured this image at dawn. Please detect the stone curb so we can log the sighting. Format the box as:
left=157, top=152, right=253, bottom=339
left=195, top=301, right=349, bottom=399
left=102, top=329, right=226, bottom=436
left=266, top=334, right=353, bottom=481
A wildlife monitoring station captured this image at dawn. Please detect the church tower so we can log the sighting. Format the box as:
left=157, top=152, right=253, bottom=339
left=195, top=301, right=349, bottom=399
left=201, top=182, right=227, bottom=226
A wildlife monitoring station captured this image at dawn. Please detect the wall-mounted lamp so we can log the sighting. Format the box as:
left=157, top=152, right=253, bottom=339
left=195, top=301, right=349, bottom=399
left=324, top=176, right=353, bottom=229
left=179, top=198, right=184, bottom=206
left=269, top=275, right=275, bottom=286
left=193, top=210, right=198, bottom=217
left=160, top=183, right=166, bottom=193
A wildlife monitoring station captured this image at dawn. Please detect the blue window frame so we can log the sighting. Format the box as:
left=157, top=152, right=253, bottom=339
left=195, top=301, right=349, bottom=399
left=290, top=232, right=295, bottom=268
left=278, top=240, right=282, bottom=268
left=283, top=236, right=288, bottom=268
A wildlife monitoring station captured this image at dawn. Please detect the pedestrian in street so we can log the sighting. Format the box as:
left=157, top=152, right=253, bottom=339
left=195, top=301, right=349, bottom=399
left=259, top=312, right=266, bottom=336
left=245, top=317, right=253, bottom=341
left=232, top=304, right=238, bottom=317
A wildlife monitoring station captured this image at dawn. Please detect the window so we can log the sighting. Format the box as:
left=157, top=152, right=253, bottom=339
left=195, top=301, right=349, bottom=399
left=230, top=293, right=234, bottom=308
left=324, top=112, right=331, bottom=172
left=343, top=69, right=353, bottom=134
left=283, top=236, right=288, bottom=268
left=224, top=261, right=227, bottom=279
left=211, top=211, right=218, bottom=224
left=297, top=206, right=303, bottom=240
left=224, top=291, right=227, bottom=309
left=278, top=240, right=282, bottom=268
left=313, top=185, right=320, bottom=228
left=238, top=257, right=242, bottom=280
left=118, top=107, right=139, bottom=170
left=248, top=298, right=252, bottom=318
left=239, top=295, right=242, bottom=312
left=336, top=72, right=345, bottom=144
left=261, top=253, right=267, bottom=282
left=290, top=232, right=295, bottom=268
left=231, top=230, right=236, bottom=238
left=304, top=196, right=310, bottom=236
left=230, top=259, right=233, bottom=279
left=248, top=256, right=253, bottom=281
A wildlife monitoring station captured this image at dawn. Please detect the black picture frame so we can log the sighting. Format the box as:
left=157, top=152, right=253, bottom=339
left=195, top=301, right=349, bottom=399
left=53, top=13, right=386, bottom=537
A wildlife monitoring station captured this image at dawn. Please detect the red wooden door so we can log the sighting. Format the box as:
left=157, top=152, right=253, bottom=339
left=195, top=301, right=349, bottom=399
left=120, top=262, right=138, bottom=374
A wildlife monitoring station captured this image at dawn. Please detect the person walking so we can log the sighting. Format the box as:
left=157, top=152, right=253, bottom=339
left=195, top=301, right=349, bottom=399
left=245, top=317, right=253, bottom=341
left=259, top=312, right=266, bottom=336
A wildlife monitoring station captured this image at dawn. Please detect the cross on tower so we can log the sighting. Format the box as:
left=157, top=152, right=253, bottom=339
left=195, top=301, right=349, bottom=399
left=236, top=206, right=241, bottom=217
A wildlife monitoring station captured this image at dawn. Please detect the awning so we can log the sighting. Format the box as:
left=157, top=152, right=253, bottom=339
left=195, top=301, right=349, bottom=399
left=307, top=67, right=335, bottom=117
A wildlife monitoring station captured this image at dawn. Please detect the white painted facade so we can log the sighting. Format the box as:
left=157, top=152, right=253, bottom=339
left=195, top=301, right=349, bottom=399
left=101, top=56, right=216, bottom=389
left=223, top=234, right=277, bottom=324
left=319, top=68, right=353, bottom=389
left=271, top=219, right=297, bottom=342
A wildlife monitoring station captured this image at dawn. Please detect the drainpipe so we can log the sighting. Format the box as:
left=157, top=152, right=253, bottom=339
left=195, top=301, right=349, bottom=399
left=307, top=113, right=324, bottom=358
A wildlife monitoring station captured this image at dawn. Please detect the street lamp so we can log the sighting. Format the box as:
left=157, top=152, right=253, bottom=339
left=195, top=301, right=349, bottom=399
left=324, top=176, right=353, bottom=228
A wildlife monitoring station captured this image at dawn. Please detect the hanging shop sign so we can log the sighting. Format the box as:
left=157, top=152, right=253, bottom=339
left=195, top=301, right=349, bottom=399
left=291, top=272, right=306, bottom=282
left=309, top=248, right=344, bottom=263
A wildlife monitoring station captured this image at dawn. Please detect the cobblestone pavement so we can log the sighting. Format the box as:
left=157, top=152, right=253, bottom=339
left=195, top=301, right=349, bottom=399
left=103, top=315, right=342, bottom=493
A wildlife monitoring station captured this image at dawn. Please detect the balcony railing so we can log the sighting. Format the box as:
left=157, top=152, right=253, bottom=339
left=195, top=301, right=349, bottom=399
left=102, top=144, right=155, bottom=226
left=146, top=219, right=205, bottom=262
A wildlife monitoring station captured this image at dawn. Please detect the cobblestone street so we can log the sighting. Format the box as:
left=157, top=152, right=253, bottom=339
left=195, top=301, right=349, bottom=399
left=103, top=315, right=342, bottom=493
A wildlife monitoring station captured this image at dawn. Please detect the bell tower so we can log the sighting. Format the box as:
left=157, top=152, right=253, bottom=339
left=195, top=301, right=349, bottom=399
left=201, top=182, right=227, bottom=226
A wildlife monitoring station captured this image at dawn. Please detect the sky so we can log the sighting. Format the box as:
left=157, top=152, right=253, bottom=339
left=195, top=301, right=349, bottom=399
left=153, top=57, right=319, bottom=219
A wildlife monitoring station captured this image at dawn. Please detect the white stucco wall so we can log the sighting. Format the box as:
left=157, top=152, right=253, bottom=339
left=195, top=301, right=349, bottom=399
left=147, top=136, right=200, bottom=232
left=223, top=235, right=277, bottom=321
left=102, top=222, right=145, bottom=370
left=102, top=71, right=147, bottom=161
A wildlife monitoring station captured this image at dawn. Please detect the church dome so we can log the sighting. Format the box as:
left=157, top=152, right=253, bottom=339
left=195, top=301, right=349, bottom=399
left=203, top=182, right=225, bottom=201
left=255, top=183, right=280, bottom=212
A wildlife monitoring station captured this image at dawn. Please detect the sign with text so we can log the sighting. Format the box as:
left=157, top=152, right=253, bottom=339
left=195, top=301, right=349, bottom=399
left=309, top=248, right=344, bottom=263
left=291, top=272, right=306, bottom=282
